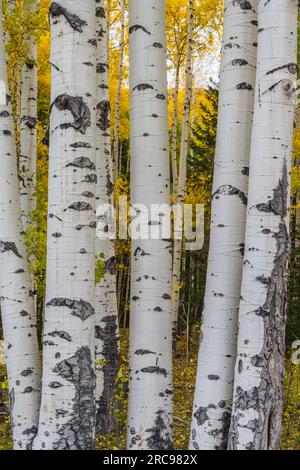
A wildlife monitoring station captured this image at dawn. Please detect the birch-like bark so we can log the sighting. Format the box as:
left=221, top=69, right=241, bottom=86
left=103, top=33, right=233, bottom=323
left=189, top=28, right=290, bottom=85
left=112, top=0, right=125, bottom=180
left=94, top=0, right=120, bottom=436
left=0, top=1, right=41, bottom=449
left=189, top=0, right=258, bottom=450
left=19, top=0, right=37, bottom=230
left=171, top=60, right=179, bottom=190
left=171, top=0, right=194, bottom=347
left=33, top=0, right=97, bottom=450
left=126, top=0, right=173, bottom=450
left=228, top=0, right=297, bottom=450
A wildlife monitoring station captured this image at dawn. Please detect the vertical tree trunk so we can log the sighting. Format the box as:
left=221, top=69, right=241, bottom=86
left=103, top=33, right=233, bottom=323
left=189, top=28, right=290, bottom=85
left=126, top=0, right=173, bottom=450
left=112, top=0, right=125, bottom=180
left=0, top=1, right=41, bottom=449
left=94, top=0, right=120, bottom=436
left=33, top=0, right=97, bottom=450
left=19, top=0, right=37, bottom=230
left=171, top=60, right=179, bottom=190
left=189, top=0, right=258, bottom=450
left=228, top=0, right=297, bottom=450
left=171, top=0, right=194, bottom=347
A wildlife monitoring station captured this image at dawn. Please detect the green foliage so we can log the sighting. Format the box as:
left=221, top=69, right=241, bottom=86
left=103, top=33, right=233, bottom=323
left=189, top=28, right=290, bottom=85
left=95, top=253, right=106, bottom=285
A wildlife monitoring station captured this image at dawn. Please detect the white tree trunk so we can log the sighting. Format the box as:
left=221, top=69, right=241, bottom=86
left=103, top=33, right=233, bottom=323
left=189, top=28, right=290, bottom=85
left=112, top=0, right=125, bottom=180
left=0, top=1, right=41, bottom=449
left=19, top=0, right=37, bottom=230
left=189, top=0, right=258, bottom=450
left=94, top=0, right=120, bottom=436
left=33, top=1, right=97, bottom=450
left=171, top=0, right=194, bottom=347
left=126, top=0, right=173, bottom=450
left=228, top=0, right=297, bottom=450
left=171, top=60, right=179, bottom=191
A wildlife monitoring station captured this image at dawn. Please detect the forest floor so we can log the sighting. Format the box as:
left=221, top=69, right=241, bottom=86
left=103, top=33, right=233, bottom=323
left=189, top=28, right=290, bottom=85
left=0, top=329, right=299, bottom=450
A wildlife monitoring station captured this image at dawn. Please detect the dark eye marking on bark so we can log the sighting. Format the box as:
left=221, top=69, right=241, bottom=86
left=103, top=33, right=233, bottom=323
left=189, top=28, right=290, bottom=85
left=145, top=410, right=172, bottom=450
left=49, top=2, right=87, bottom=33
left=134, top=247, right=150, bottom=257
left=52, top=94, right=91, bottom=134
left=141, top=366, right=167, bottom=377
left=48, top=330, right=72, bottom=342
left=129, top=24, right=151, bottom=35
left=256, top=161, right=288, bottom=217
left=95, top=316, right=120, bottom=435
left=237, top=0, right=253, bottom=10
left=97, top=63, right=108, bottom=73
left=49, top=381, right=63, bottom=389
left=208, top=375, right=220, bottom=381
left=3, top=130, right=12, bottom=136
left=0, top=110, right=9, bottom=117
left=46, top=298, right=95, bottom=320
left=104, top=256, right=117, bottom=275
left=236, top=82, right=253, bottom=91
left=21, top=368, right=34, bottom=377
left=96, top=7, right=105, bottom=18
left=213, top=185, right=248, bottom=205
left=132, top=83, right=154, bottom=92
left=67, top=157, right=95, bottom=170
left=266, top=62, right=298, bottom=76
left=232, top=59, right=248, bottom=66
left=55, top=409, right=68, bottom=418
left=0, top=241, right=22, bottom=258
left=97, top=100, right=110, bottom=131
left=135, top=349, right=156, bottom=355
left=224, top=42, right=240, bottom=50
left=156, top=94, right=166, bottom=100
left=194, top=404, right=216, bottom=426
left=82, top=191, right=94, bottom=198
left=66, top=202, right=93, bottom=212
left=70, top=141, right=91, bottom=149
left=21, top=116, right=37, bottom=129
left=82, top=173, right=97, bottom=183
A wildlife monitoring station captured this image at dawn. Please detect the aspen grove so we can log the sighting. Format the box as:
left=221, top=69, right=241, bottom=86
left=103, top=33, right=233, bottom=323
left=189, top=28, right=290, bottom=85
left=0, top=0, right=299, bottom=452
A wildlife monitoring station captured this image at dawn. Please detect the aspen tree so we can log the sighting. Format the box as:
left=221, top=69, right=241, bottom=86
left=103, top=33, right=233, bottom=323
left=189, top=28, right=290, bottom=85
left=112, top=0, right=126, bottom=180
left=0, top=0, right=41, bottom=449
left=94, top=0, right=120, bottom=436
left=190, top=0, right=258, bottom=450
left=19, top=0, right=37, bottom=230
left=33, top=0, right=97, bottom=449
left=126, top=0, right=173, bottom=450
left=171, top=0, right=194, bottom=346
left=228, top=0, right=297, bottom=450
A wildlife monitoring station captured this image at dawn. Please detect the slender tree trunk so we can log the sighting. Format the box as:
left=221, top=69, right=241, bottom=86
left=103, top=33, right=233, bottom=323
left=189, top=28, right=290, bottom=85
left=171, top=60, right=179, bottom=190
left=126, top=0, right=173, bottom=450
left=171, top=0, right=194, bottom=348
left=94, top=0, right=120, bottom=436
left=228, top=0, right=297, bottom=450
left=0, top=1, right=41, bottom=449
left=33, top=1, right=97, bottom=450
left=112, top=0, right=125, bottom=181
left=189, top=0, right=258, bottom=451
left=19, top=0, right=37, bottom=230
